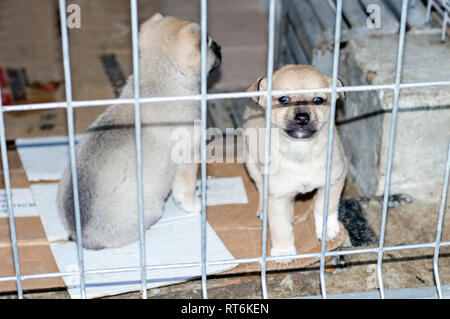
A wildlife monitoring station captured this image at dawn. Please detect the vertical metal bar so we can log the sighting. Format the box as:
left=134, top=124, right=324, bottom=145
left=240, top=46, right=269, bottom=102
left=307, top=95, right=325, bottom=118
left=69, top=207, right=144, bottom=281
left=58, top=0, right=86, bottom=299
left=273, top=0, right=284, bottom=69
left=0, top=85, right=23, bottom=299
left=426, top=0, right=433, bottom=22
left=442, top=9, right=448, bottom=42
left=260, top=0, right=276, bottom=300
left=376, top=0, right=409, bottom=300
left=200, top=0, right=209, bottom=299
left=319, top=0, right=343, bottom=299
left=433, top=142, right=450, bottom=299
left=130, top=0, right=148, bottom=299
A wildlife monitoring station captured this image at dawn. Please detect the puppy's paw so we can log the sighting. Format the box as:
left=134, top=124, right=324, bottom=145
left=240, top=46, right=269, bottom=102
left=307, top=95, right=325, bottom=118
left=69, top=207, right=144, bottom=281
left=315, top=212, right=341, bottom=241
left=325, top=216, right=341, bottom=241
left=270, top=246, right=297, bottom=264
left=173, top=193, right=201, bottom=214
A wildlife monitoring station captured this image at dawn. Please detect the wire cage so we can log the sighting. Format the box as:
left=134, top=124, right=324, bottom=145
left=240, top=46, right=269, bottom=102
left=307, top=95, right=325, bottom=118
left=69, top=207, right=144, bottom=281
left=0, top=0, right=449, bottom=299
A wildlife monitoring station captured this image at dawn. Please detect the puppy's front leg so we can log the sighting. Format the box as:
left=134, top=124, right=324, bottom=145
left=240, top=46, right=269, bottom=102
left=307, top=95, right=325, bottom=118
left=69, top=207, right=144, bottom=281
left=172, top=163, right=201, bottom=214
left=314, top=173, right=346, bottom=241
left=268, top=195, right=296, bottom=261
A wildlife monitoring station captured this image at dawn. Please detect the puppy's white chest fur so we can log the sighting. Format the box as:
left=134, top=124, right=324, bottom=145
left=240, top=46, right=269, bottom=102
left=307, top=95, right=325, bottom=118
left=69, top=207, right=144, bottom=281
left=270, top=133, right=343, bottom=197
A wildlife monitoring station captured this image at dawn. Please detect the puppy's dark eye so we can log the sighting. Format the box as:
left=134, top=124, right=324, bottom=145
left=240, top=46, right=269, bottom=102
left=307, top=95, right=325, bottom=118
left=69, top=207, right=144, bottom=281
left=278, top=96, right=290, bottom=105
left=313, top=97, right=325, bottom=105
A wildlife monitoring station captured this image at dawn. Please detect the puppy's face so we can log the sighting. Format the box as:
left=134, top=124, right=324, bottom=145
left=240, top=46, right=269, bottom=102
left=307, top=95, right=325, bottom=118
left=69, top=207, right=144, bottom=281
left=139, top=13, right=221, bottom=76
left=249, top=65, right=344, bottom=139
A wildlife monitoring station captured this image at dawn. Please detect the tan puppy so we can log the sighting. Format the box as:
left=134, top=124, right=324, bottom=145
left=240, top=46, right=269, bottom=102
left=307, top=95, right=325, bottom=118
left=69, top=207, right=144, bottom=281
left=243, top=65, right=347, bottom=259
left=57, top=14, right=221, bottom=249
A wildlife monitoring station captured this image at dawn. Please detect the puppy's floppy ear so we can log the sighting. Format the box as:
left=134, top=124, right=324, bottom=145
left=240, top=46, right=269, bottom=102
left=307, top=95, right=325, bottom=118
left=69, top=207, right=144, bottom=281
left=149, top=12, right=164, bottom=22
left=337, top=77, right=346, bottom=100
left=326, top=75, right=346, bottom=101
left=247, top=76, right=267, bottom=105
left=139, top=13, right=164, bottom=44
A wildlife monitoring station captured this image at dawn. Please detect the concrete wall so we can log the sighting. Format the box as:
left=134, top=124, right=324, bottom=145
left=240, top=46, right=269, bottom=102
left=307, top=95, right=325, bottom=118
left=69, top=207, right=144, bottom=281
left=337, top=33, right=450, bottom=202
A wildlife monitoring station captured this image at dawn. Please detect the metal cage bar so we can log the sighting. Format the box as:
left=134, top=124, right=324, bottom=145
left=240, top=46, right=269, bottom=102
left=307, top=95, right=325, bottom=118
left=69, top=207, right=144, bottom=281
left=130, top=0, right=148, bottom=299
left=433, top=142, right=450, bottom=298
left=376, top=0, right=409, bottom=299
left=200, top=0, right=209, bottom=299
left=0, top=0, right=449, bottom=299
left=426, top=0, right=450, bottom=42
left=58, top=0, right=86, bottom=299
left=0, top=85, right=23, bottom=299
left=0, top=239, right=449, bottom=286
left=260, top=0, right=277, bottom=300
left=319, top=0, right=343, bottom=299
left=3, top=80, right=450, bottom=113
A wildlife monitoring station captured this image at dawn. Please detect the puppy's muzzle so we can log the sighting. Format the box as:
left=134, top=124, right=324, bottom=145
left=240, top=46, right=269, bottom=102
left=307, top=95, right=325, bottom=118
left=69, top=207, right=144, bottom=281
left=284, top=111, right=317, bottom=139
left=295, top=112, right=310, bottom=126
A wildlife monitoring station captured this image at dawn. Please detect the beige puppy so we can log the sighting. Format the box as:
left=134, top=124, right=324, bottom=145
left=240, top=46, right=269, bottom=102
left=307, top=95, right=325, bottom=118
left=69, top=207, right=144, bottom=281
left=57, top=14, right=221, bottom=249
left=243, top=64, right=347, bottom=259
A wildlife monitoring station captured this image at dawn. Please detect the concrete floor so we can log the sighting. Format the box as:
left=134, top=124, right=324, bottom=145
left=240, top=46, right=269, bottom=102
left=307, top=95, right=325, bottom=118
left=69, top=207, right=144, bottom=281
left=109, top=192, right=450, bottom=299
left=2, top=187, right=448, bottom=299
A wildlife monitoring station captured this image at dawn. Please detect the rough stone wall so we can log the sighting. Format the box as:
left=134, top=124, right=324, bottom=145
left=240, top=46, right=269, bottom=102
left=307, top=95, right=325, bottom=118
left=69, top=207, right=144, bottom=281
left=337, top=34, right=450, bottom=202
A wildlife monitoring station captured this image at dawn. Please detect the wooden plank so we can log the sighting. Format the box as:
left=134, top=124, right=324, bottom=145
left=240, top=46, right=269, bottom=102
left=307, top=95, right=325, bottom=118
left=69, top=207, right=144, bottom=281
left=308, top=0, right=350, bottom=33
left=285, top=0, right=314, bottom=61
left=385, top=0, right=428, bottom=28
left=283, top=41, right=299, bottom=66
left=285, top=0, right=314, bottom=54
left=286, top=22, right=311, bottom=65
left=292, top=0, right=326, bottom=46
left=342, top=0, right=368, bottom=28
left=359, top=0, right=399, bottom=30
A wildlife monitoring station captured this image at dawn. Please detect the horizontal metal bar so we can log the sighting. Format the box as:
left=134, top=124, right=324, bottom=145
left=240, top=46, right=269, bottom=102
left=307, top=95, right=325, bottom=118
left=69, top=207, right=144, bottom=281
left=0, top=240, right=448, bottom=284
left=2, top=81, right=450, bottom=112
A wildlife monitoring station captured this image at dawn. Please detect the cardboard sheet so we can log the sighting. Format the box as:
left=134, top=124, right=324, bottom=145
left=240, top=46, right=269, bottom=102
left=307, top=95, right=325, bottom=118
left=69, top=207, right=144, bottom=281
left=0, top=188, right=38, bottom=218
left=30, top=181, right=247, bottom=242
left=0, top=217, right=64, bottom=292
left=13, top=136, right=246, bottom=298
left=31, top=182, right=238, bottom=298
left=4, top=134, right=348, bottom=296
left=16, top=135, right=83, bottom=182
left=0, top=149, right=64, bottom=292
left=50, top=215, right=235, bottom=299
left=17, top=135, right=348, bottom=273
left=206, top=163, right=348, bottom=273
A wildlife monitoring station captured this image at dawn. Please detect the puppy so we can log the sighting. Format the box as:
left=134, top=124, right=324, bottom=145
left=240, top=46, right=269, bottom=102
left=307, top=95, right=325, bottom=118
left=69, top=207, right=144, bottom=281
left=243, top=65, right=347, bottom=259
left=57, top=14, right=221, bottom=249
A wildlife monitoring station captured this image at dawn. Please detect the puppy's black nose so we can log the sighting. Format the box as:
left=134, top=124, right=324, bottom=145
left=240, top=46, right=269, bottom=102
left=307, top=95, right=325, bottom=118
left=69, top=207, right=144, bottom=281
left=295, top=113, right=310, bottom=125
